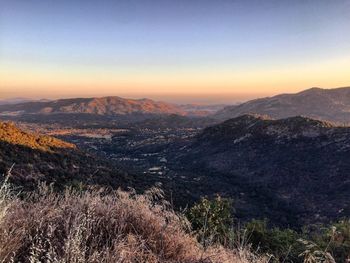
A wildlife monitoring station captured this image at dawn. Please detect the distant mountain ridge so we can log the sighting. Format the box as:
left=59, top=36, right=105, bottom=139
left=0, top=96, right=193, bottom=116
left=0, top=98, right=32, bottom=105
left=0, top=98, right=51, bottom=105
left=214, top=86, right=350, bottom=123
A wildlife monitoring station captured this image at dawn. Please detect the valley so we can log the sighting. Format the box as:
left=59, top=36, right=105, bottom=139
left=3, top=89, right=350, bottom=228
left=2, top=88, right=350, bottom=261
left=3, top=2, right=350, bottom=260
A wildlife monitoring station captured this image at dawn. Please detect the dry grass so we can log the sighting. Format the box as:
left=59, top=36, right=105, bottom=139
left=0, top=167, right=14, bottom=225
left=0, top=180, right=268, bottom=263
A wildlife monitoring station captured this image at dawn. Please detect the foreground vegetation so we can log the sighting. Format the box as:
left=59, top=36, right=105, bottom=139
left=1, top=175, right=349, bottom=262
left=187, top=197, right=350, bottom=263
left=0, top=179, right=266, bottom=263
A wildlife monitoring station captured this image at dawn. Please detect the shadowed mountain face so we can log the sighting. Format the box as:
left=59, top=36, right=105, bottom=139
left=214, top=87, right=350, bottom=123
left=0, top=97, right=187, bottom=116
left=168, top=114, right=350, bottom=226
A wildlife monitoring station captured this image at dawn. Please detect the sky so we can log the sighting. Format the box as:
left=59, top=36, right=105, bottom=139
left=1, top=0, right=350, bottom=103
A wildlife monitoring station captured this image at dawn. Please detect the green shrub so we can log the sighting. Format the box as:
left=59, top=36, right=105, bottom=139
left=304, top=220, right=350, bottom=262
left=245, top=219, right=303, bottom=262
left=187, top=196, right=234, bottom=246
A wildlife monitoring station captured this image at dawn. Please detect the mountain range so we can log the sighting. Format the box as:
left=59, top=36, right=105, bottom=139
left=214, top=86, right=350, bottom=123
left=0, top=96, right=223, bottom=117
left=2, top=87, right=350, bottom=124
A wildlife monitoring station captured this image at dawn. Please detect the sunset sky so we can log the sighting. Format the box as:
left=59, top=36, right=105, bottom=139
left=1, top=0, right=350, bottom=103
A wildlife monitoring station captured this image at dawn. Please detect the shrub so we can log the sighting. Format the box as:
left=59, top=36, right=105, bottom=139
left=187, top=196, right=234, bottom=247
left=303, top=220, right=350, bottom=262
left=245, top=219, right=303, bottom=262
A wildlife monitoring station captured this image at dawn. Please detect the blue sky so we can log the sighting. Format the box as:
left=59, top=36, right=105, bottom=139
left=1, top=0, right=350, bottom=103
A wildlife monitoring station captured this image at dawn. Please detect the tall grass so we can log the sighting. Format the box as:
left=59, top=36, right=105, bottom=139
left=0, top=180, right=268, bottom=263
left=0, top=166, right=14, bottom=225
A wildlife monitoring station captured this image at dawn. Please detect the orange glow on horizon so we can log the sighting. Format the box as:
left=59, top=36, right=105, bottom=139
left=1, top=56, right=350, bottom=102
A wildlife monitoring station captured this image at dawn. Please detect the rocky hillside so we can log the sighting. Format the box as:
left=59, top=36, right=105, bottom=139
left=168, top=114, right=350, bottom=226
left=0, top=96, right=187, bottom=116
left=0, top=121, right=130, bottom=190
left=214, top=86, right=350, bottom=123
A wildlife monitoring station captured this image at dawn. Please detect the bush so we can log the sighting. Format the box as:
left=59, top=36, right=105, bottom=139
left=304, top=220, right=350, bottom=262
left=245, top=219, right=303, bottom=262
left=245, top=219, right=350, bottom=262
left=187, top=196, right=234, bottom=247
left=186, top=198, right=350, bottom=263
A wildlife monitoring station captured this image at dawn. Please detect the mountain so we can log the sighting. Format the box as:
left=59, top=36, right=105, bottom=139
left=0, top=98, right=35, bottom=105
left=214, top=87, right=350, bottom=123
left=0, top=121, right=131, bottom=190
left=0, top=98, right=51, bottom=106
left=0, top=96, right=188, bottom=116
left=167, top=114, right=350, bottom=226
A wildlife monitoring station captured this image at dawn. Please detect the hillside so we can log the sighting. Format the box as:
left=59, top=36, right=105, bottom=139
left=0, top=96, right=187, bottom=116
left=214, top=86, right=350, bottom=123
left=167, top=114, right=350, bottom=226
left=0, top=121, right=75, bottom=152
left=0, top=121, right=130, bottom=190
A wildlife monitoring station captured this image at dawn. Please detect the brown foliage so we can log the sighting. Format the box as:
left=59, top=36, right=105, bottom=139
left=0, top=183, right=267, bottom=263
left=0, top=121, right=75, bottom=152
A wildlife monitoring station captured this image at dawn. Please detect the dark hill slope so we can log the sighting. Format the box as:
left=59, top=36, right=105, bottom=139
left=169, top=115, right=350, bottom=226
left=214, top=86, right=350, bottom=123
left=0, top=121, right=131, bottom=190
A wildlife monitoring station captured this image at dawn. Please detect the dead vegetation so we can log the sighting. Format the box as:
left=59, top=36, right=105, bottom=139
left=0, top=179, right=267, bottom=263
